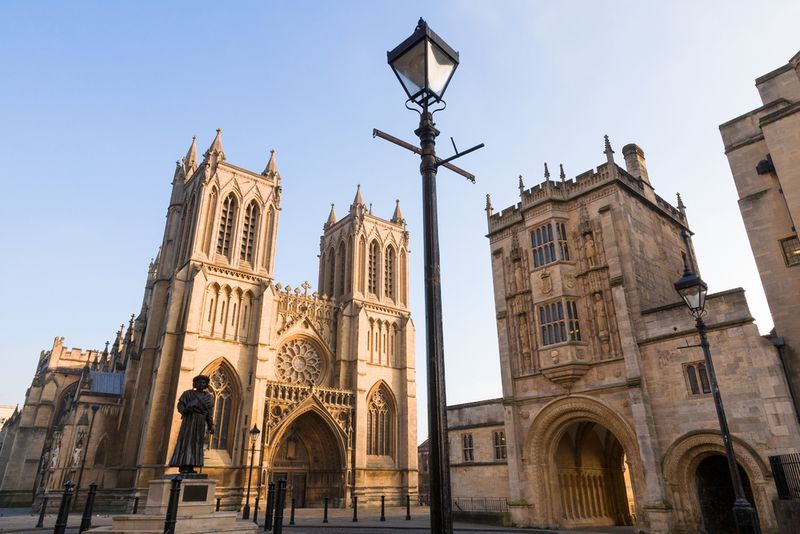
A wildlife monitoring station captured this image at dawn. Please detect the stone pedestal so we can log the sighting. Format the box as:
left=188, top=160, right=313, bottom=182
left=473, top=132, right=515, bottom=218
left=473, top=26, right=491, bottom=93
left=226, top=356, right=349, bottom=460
left=88, top=476, right=257, bottom=534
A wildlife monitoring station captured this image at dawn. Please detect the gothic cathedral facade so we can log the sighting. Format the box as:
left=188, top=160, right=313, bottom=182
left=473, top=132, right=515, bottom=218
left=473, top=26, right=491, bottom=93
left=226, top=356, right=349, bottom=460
left=0, top=131, right=418, bottom=509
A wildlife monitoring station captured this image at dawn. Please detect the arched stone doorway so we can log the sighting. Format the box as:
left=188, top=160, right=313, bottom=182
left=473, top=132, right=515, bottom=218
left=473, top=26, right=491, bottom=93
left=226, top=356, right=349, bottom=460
left=270, top=410, right=345, bottom=507
left=696, top=455, right=756, bottom=534
left=554, top=421, right=635, bottom=528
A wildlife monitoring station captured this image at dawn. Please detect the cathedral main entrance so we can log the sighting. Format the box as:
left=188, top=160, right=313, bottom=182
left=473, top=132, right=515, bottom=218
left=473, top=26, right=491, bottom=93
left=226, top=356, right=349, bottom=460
left=555, top=421, right=635, bottom=528
left=270, top=410, right=346, bottom=507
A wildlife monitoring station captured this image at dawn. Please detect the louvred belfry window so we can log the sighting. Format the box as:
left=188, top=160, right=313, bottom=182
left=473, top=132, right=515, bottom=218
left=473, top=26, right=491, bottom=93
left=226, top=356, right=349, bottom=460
left=217, top=194, right=237, bottom=258
left=368, top=241, right=379, bottom=295
left=240, top=201, right=259, bottom=262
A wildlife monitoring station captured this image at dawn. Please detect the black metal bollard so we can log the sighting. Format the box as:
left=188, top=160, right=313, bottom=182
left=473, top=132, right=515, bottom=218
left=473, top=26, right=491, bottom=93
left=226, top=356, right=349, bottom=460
left=253, top=495, right=260, bottom=524
left=35, top=496, right=48, bottom=528
left=216, top=497, right=221, bottom=512
left=53, top=480, right=75, bottom=534
left=352, top=495, right=358, bottom=522
left=380, top=495, right=386, bottom=521
left=272, top=479, right=286, bottom=534
left=133, top=496, right=140, bottom=514
left=263, top=482, right=275, bottom=532
left=323, top=496, right=329, bottom=523
left=289, top=498, right=296, bottom=525
left=406, top=494, right=411, bottom=520
left=163, top=476, right=182, bottom=534
left=79, top=482, right=98, bottom=533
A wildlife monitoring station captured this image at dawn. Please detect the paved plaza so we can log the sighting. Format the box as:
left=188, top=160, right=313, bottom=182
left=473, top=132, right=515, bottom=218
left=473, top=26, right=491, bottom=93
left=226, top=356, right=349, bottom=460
left=0, top=506, right=636, bottom=534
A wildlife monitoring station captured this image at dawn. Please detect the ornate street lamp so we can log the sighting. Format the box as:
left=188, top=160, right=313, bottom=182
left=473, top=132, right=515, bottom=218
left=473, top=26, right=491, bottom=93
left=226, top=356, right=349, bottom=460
left=380, top=19, right=483, bottom=534
left=674, top=266, right=761, bottom=534
left=242, top=424, right=260, bottom=520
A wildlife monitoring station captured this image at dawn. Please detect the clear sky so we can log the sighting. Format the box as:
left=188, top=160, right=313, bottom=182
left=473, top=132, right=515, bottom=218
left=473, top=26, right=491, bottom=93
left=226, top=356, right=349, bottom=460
left=1, top=1, right=798, bottom=442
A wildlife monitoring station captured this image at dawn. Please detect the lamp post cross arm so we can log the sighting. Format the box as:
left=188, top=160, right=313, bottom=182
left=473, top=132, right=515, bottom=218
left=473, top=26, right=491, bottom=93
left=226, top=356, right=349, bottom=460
left=372, top=128, right=480, bottom=182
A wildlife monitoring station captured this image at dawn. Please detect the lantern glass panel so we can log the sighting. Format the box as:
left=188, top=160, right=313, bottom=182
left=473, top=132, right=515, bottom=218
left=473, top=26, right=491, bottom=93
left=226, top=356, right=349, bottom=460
left=427, top=41, right=456, bottom=96
left=392, top=40, right=426, bottom=98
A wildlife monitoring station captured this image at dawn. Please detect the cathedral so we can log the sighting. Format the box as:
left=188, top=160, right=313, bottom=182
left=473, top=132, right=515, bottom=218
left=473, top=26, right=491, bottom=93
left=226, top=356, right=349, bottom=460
left=0, top=131, right=418, bottom=510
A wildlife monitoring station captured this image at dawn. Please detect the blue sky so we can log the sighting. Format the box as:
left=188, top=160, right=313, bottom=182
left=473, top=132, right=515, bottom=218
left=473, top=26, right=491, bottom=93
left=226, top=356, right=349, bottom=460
left=1, top=1, right=798, bottom=440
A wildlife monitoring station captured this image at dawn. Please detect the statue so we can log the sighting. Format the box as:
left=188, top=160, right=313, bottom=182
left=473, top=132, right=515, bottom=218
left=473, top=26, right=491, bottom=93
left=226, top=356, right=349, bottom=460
left=585, top=234, right=598, bottom=267
left=169, top=375, right=215, bottom=474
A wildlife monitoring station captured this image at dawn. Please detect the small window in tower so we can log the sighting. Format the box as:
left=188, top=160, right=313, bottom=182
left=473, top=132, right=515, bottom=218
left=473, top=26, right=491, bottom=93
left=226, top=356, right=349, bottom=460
left=531, top=221, right=570, bottom=268
left=240, top=201, right=259, bottom=263
left=781, top=236, right=800, bottom=267
left=385, top=247, right=395, bottom=299
left=217, top=194, right=237, bottom=258
left=494, top=431, right=507, bottom=460
left=685, top=362, right=711, bottom=396
left=368, top=241, right=379, bottom=295
left=462, top=433, right=474, bottom=462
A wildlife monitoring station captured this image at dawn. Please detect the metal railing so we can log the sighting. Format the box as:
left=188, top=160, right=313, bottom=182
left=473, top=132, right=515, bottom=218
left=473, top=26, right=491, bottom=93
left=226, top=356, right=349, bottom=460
left=770, top=453, right=800, bottom=500
left=452, top=496, right=508, bottom=512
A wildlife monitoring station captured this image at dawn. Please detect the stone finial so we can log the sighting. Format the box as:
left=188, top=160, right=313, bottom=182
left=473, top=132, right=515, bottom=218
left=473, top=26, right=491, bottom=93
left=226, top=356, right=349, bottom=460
left=173, top=160, right=184, bottom=181
left=352, top=184, right=365, bottom=208
left=518, top=174, right=525, bottom=194
left=677, top=192, right=686, bottom=215
left=204, top=128, right=226, bottom=162
left=263, top=149, right=280, bottom=180
left=485, top=193, right=493, bottom=216
left=391, top=199, right=405, bottom=225
left=604, top=135, right=618, bottom=178
left=183, top=136, right=198, bottom=175
left=325, top=204, right=337, bottom=229
left=559, top=164, right=566, bottom=184
left=301, top=281, right=311, bottom=295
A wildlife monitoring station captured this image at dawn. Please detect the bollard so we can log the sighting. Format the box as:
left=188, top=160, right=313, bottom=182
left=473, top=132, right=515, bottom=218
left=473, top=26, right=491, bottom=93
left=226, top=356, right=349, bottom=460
left=323, top=496, right=329, bottom=523
left=289, top=498, right=296, bottom=525
left=79, top=482, right=98, bottom=533
left=352, top=495, right=358, bottom=522
left=133, top=496, right=140, bottom=514
left=253, top=495, right=260, bottom=524
left=380, top=495, right=386, bottom=521
left=406, top=494, right=411, bottom=520
left=216, top=497, right=221, bottom=512
left=263, top=482, right=275, bottom=532
left=53, top=480, right=75, bottom=534
left=163, top=476, right=182, bottom=534
left=35, top=496, right=48, bottom=528
left=272, top=479, right=286, bottom=534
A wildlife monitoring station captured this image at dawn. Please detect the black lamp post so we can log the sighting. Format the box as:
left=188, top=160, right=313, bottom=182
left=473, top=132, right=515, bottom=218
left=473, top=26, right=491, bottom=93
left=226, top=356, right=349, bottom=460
left=674, top=266, right=761, bottom=534
left=242, top=424, right=260, bottom=520
left=386, top=19, right=461, bottom=534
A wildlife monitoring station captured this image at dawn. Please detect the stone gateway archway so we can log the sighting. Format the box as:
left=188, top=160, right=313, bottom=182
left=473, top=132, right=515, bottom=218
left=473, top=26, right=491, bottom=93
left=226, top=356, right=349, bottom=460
left=525, top=396, right=645, bottom=530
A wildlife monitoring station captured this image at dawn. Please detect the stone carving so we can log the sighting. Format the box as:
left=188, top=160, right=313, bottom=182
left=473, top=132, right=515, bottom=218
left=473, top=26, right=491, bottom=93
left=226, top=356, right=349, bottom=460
left=593, top=292, right=611, bottom=356
left=50, top=441, right=60, bottom=470
left=265, top=381, right=354, bottom=442
left=513, top=260, right=526, bottom=292
left=584, top=234, right=598, bottom=267
left=276, top=339, right=323, bottom=385
left=564, top=274, right=576, bottom=289
left=275, top=285, right=337, bottom=351
left=540, top=271, right=553, bottom=295
left=72, top=434, right=84, bottom=468
left=169, top=375, right=215, bottom=474
left=517, top=313, right=533, bottom=372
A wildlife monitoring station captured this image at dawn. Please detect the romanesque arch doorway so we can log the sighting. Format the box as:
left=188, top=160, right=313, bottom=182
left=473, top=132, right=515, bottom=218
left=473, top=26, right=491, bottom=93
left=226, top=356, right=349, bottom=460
left=554, top=421, right=635, bottom=528
left=270, top=410, right=344, bottom=508
left=696, top=455, right=756, bottom=534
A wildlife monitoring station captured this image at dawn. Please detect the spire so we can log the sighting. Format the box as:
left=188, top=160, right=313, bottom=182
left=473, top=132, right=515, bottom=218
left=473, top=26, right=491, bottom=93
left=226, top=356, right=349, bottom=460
left=677, top=192, right=686, bottom=216
left=263, top=149, right=280, bottom=180
left=173, top=160, right=184, bottom=182
left=204, top=128, right=226, bottom=163
left=544, top=162, right=551, bottom=183
left=518, top=174, right=525, bottom=195
left=485, top=193, right=493, bottom=216
left=324, top=204, right=337, bottom=229
left=559, top=164, right=566, bottom=184
left=352, top=184, right=365, bottom=208
left=391, top=199, right=405, bottom=225
left=183, top=136, right=198, bottom=175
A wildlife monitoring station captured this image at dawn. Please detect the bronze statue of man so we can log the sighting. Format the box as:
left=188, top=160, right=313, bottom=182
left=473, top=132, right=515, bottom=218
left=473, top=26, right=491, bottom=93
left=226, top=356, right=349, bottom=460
left=169, top=375, right=215, bottom=474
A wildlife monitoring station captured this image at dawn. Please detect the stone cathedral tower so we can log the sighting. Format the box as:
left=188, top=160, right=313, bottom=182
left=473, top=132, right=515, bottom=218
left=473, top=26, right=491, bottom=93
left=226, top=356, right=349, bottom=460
left=0, top=131, right=417, bottom=510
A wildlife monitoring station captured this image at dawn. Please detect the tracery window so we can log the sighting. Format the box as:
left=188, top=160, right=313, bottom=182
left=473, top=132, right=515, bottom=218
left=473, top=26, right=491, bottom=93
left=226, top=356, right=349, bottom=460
left=217, top=194, right=237, bottom=258
left=531, top=221, right=570, bottom=268
left=385, top=247, right=395, bottom=299
left=462, top=433, right=474, bottom=462
left=686, top=362, right=711, bottom=395
left=368, top=240, right=379, bottom=295
left=494, top=431, right=507, bottom=460
left=240, top=201, right=259, bottom=262
left=336, top=241, right=346, bottom=297
left=367, top=386, right=394, bottom=457
left=207, top=364, right=238, bottom=453
left=781, top=236, right=800, bottom=267
left=539, top=299, right=581, bottom=346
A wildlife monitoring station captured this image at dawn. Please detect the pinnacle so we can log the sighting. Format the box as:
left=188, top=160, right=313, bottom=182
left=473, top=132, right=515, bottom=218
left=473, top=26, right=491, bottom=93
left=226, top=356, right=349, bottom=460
left=263, top=149, right=280, bottom=178
left=352, top=184, right=365, bottom=207
left=204, top=128, right=226, bottom=161
left=391, top=199, right=405, bottom=224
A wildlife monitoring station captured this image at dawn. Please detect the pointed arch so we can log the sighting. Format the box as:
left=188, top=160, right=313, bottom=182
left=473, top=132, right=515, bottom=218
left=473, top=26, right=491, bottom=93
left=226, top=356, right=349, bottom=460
left=325, top=246, right=336, bottom=297
left=178, top=193, right=197, bottom=263
left=239, top=290, right=254, bottom=341
left=202, top=187, right=219, bottom=255
left=204, top=282, right=221, bottom=336
left=366, top=381, right=397, bottom=458
left=399, top=248, right=408, bottom=305
left=336, top=240, right=346, bottom=297
left=384, top=245, right=396, bottom=300
left=216, top=193, right=238, bottom=258
left=240, top=200, right=260, bottom=263
left=358, top=235, right=366, bottom=294
left=92, top=433, right=109, bottom=466
left=368, top=239, right=381, bottom=296
left=262, top=205, right=276, bottom=272
left=201, top=358, right=242, bottom=455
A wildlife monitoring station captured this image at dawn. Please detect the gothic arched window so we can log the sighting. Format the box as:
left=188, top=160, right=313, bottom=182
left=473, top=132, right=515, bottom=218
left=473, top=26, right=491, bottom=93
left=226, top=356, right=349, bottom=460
left=384, top=246, right=395, bottom=300
left=368, top=240, right=380, bottom=295
left=217, top=194, right=238, bottom=258
left=206, top=363, right=240, bottom=454
left=399, top=249, right=407, bottom=305
left=336, top=241, right=346, bottom=297
left=366, top=385, right=395, bottom=457
left=203, top=188, right=218, bottom=255
left=240, top=201, right=259, bottom=262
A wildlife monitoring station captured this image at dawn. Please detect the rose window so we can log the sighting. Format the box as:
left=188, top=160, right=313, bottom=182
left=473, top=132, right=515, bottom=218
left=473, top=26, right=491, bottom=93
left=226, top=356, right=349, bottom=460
left=276, top=339, right=322, bottom=385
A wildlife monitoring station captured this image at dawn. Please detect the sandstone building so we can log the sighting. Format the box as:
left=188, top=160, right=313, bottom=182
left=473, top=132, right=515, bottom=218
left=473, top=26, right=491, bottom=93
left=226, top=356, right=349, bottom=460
left=439, top=138, right=800, bottom=532
left=0, top=131, right=418, bottom=510
left=720, top=50, right=800, bottom=416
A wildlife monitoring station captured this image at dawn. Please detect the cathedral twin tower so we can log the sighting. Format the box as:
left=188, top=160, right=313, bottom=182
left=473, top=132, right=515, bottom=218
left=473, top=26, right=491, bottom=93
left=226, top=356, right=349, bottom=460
left=0, top=130, right=417, bottom=508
